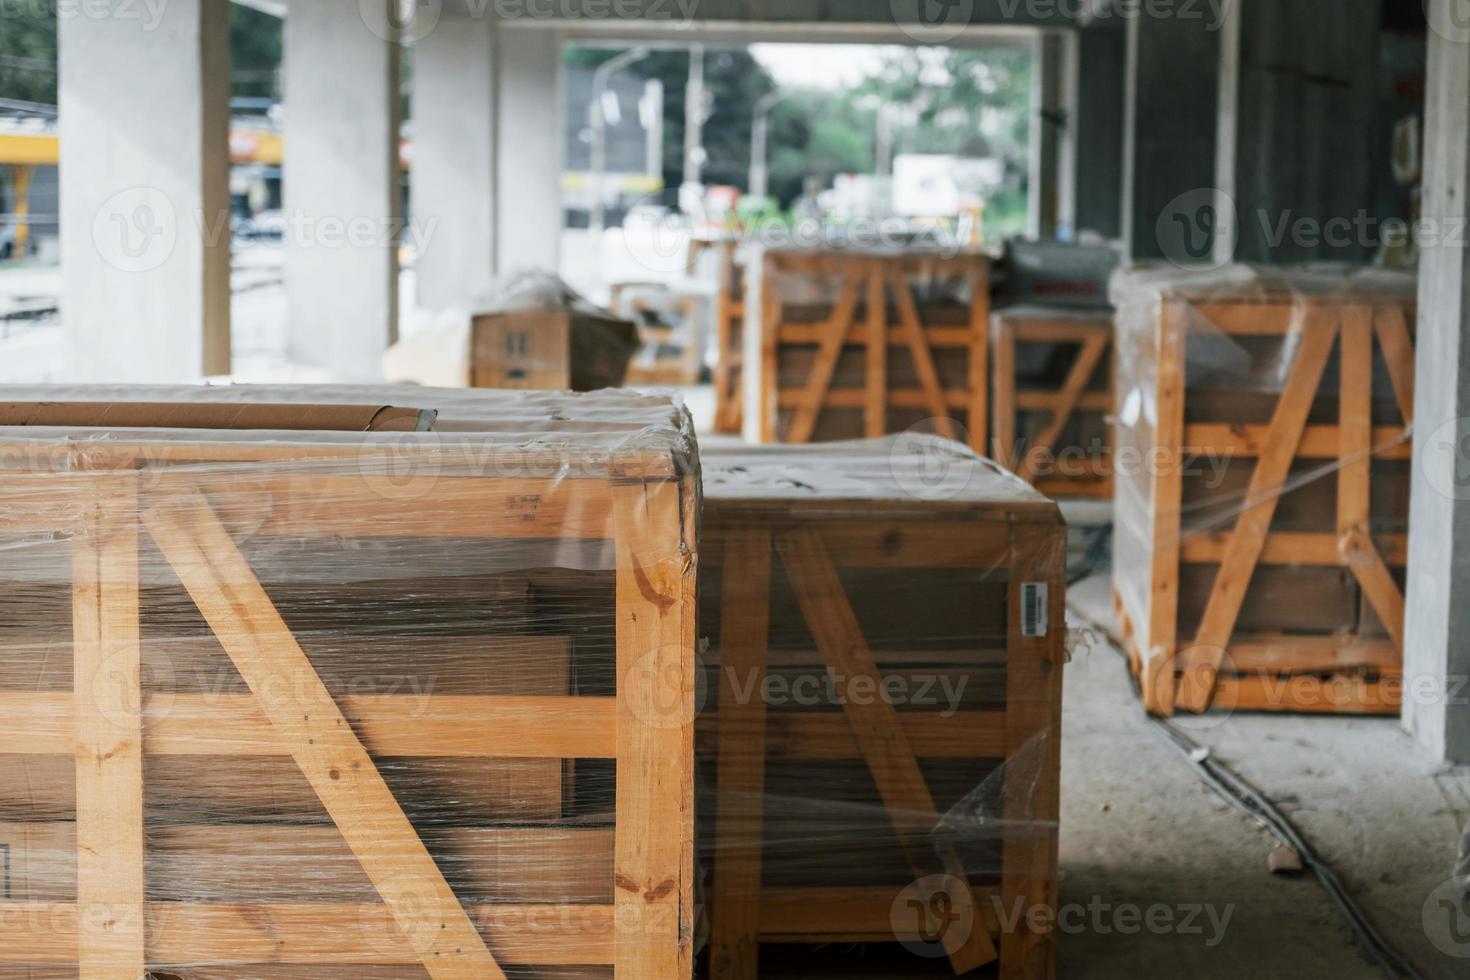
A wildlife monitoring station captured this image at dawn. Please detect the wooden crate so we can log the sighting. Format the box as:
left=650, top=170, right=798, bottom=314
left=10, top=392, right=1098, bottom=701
left=469, top=307, right=639, bottom=391
left=1109, top=268, right=1416, bottom=716
left=991, top=307, right=1115, bottom=500
left=0, top=385, right=698, bottom=979
left=751, top=249, right=991, bottom=452
left=611, top=283, right=708, bottom=386
left=698, top=438, right=1066, bottom=979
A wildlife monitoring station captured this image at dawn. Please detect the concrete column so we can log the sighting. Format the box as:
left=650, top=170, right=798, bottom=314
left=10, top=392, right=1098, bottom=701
left=1028, top=31, right=1067, bottom=240
left=1403, top=3, right=1470, bottom=764
left=495, top=25, right=564, bottom=277
left=1215, top=0, right=1382, bottom=264
left=283, top=0, right=401, bottom=379
left=1071, top=25, right=1125, bottom=240
left=414, top=18, right=497, bottom=309
left=1120, top=9, right=1220, bottom=261
left=59, top=0, right=230, bottom=381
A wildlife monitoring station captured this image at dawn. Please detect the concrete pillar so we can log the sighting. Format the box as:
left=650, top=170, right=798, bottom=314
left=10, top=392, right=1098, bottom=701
left=59, top=0, right=230, bottom=381
left=1120, top=9, right=1220, bottom=261
left=1215, top=0, right=1382, bottom=264
left=1403, top=2, right=1470, bottom=764
left=283, top=0, right=401, bottom=379
left=1071, top=25, right=1125, bottom=241
left=495, top=26, right=563, bottom=277
left=413, top=20, right=561, bottom=309
left=1028, top=31, right=1067, bottom=240
left=414, top=19, right=497, bottom=309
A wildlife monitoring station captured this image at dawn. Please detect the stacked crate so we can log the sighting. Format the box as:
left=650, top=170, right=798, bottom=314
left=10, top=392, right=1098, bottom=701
left=1110, top=266, right=1417, bottom=716
left=990, top=306, right=1115, bottom=500
left=698, top=436, right=1066, bottom=979
left=0, top=385, right=698, bottom=978
left=751, top=249, right=991, bottom=453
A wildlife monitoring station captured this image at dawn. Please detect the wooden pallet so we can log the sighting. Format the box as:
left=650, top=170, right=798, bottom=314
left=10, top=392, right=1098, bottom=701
left=611, top=282, right=707, bottom=386
left=0, top=387, right=698, bottom=978
left=1110, top=273, right=1416, bottom=716
left=752, top=250, right=991, bottom=453
left=991, top=307, right=1114, bottom=500
left=698, top=439, right=1066, bottom=979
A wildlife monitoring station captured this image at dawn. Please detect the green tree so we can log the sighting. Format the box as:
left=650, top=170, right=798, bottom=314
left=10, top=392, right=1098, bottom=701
left=230, top=3, right=282, bottom=101
left=0, top=6, right=57, bottom=105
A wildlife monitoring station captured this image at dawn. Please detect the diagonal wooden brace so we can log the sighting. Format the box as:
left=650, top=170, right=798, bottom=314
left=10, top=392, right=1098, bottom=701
left=788, top=280, right=862, bottom=444
left=141, top=487, right=506, bottom=980
left=776, top=527, right=999, bottom=974
left=891, top=267, right=960, bottom=442
left=1019, top=335, right=1108, bottom=482
left=1175, top=313, right=1340, bottom=713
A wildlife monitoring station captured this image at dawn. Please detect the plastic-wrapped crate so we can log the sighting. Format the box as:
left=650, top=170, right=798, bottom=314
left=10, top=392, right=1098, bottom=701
left=0, top=385, right=698, bottom=979
left=698, top=436, right=1066, bottom=979
left=991, top=305, right=1115, bottom=500
left=748, top=249, right=991, bottom=452
left=1109, top=264, right=1416, bottom=716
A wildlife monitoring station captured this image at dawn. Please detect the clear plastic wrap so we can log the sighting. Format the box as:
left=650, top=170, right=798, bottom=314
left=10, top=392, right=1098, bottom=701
left=698, top=435, right=1066, bottom=978
left=1108, top=263, right=1417, bottom=717
left=0, top=384, right=698, bottom=978
left=747, top=247, right=991, bottom=451
left=610, top=283, right=714, bottom=387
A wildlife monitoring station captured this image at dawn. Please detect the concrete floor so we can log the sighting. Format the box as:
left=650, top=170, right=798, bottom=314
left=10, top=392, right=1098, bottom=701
left=1062, top=572, right=1470, bottom=978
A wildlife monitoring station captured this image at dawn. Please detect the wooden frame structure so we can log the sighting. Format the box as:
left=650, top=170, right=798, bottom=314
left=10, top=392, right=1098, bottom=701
left=1111, top=286, right=1416, bottom=717
left=754, top=250, right=991, bottom=453
left=712, top=239, right=746, bottom=435
left=699, top=441, right=1065, bottom=979
left=0, top=395, right=697, bottom=977
left=991, top=308, right=1115, bottom=499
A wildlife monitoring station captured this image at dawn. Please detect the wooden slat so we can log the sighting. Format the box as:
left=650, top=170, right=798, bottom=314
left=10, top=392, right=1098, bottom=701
left=0, top=902, right=617, bottom=965
left=865, top=262, right=888, bottom=439
left=1373, top=304, right=1416, bottom=425
left=1015, top=390, right=1112, bottom=412
left=0, top=693, right=616, bottom=758
left=776, top=527, right=998, bottom=973
left=755, top=885, right=1001, bottom=941
left=1214, top=673, right=1401, bottom=715
left=1142, top=300, right=1188, bottom=716
left=1180, top=531, right=1408, bottom=567
left=709, top=526, right=772, bottom=980
left=73, top=479, right=144, bottom=980
left=992, top=317, right=1018, bottom=469
left=612, top=478, right=695, bottom=979
left=1000, top=522, right=1063, bottom=980
left=696, top=710, right=1009, bottom=760
left=709, top=519, right=1014, bottom=569
left=890, top=266, right=959, bottom=441
left=1341, top=527, right=1407, bottom=653
left=141, top=489, right=505, bottom=980
left=778, top=325, right=975, bottom=347
left=777, top=387, right=970, bottom=410
left=1225, top=635, right=1399, bottom=673
left=786, top=280, right=861, bottom=444
left=1177, top=312, right=1339, bottom=714
left=1184, top=424, right=1412, bottom=460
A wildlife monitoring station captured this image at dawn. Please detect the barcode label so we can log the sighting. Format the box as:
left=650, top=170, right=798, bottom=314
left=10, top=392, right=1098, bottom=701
left=1021, top=582, right=1048, bottom=638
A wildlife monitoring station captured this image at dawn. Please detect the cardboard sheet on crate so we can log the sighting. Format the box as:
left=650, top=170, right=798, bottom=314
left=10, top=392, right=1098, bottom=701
left=1109, top=263, right=1417, bottom=716
left=0, top=383, right=698, bottom=979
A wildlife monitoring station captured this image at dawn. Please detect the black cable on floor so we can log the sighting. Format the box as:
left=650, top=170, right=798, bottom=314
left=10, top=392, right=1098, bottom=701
left=1073, top=601, right=1429, bottom=980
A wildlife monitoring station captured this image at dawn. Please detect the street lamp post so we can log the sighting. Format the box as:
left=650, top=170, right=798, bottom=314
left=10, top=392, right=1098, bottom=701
left=749, top=90, right=786, bottom=201
left=590, top=46, right=649, bottom=234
